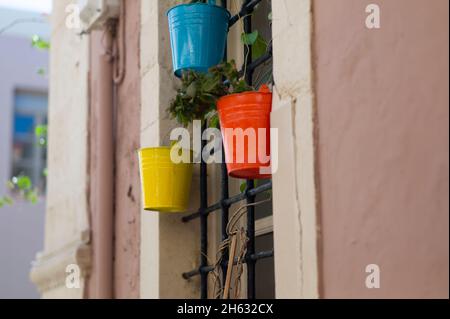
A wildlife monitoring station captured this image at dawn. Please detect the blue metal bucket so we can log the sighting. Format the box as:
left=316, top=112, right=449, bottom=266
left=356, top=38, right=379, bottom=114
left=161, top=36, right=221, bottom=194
left=167, top=1, right=230, bottom=77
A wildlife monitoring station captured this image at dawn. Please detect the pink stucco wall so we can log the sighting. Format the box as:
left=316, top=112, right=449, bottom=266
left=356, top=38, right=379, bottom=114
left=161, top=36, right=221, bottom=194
left=113, top=0, right=141, bottom=299
left=314, top=0, right=449, bottom=298
left=87, top=0, right=141, bottom=298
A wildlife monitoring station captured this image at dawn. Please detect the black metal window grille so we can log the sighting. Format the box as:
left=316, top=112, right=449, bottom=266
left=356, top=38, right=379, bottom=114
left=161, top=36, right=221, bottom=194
left=182, top=0, right=273, bottom=299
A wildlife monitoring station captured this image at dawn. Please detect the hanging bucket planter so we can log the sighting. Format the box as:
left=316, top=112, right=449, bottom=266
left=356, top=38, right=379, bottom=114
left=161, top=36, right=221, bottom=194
left=138, top=147, right=193, bottom=213
left=217, top=85, right=273, bottom=180
left=167, top=1, right=230, bottom=77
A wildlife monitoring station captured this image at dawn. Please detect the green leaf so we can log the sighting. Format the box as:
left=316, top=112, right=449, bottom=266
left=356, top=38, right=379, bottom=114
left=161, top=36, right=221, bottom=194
left=35, top=125, right=48, bottom=147
left=268, top=12, right=273, bottom=21
left=31, top=35, right=50, bottom=50
left=168, top=61, right=254, bottom=128
left=252, top=34, right=268, bottom=60
left=0, top=196, right=13, bottom=208
left=186, top=82, right=197, bottom=98
left=241, top=31, right=268, bottom=60
left=35, top=125, right=48, bottom=137
left=240, top=180, right=265, bottom=193
left=201, top=75, right=220, bottom=93
left=43, top=168, right=48, bottom=177
left=37, top=68, right=46, bottom=76
left=209, top=114, right=220, bottom=129
left=4, top=196, right=13, bottom=205
left=6, top=180, right=15, bottom=190
left=26, top=189, right=38, bottom=204
left=16, top=176, right=32, bottom=191
left=240, top=181, right=247, bottom=193
left=241, top=31, right=259, bottom=46
left=210, top=118, right=219, bottom=129
left=233, top=79, right=252, bottom=94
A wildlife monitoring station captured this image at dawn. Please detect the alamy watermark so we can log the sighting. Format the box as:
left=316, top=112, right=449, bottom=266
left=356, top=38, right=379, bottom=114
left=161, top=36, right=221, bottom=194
left=64, top=3, right=382, bottom=31
left=66, top=264, right=81, bottom=289
left=366, top=4, right=381, bottom=29
left=170, top=121, right=278, bottom=175
left=365, top=264, right=381, bottom=289
left=65, top=4, right=81, bottom=30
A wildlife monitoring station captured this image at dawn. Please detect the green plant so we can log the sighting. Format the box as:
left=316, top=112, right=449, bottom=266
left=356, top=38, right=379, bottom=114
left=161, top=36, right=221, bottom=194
left=32, top=35, right=50, bottom=76
left=31, top=35, right=50, bottom=50
left=35, top=124, right=48, bottom=147
left=241, top=30, right=268, bottom=61
left=240, top=8, right=273, bottom=87
left=0, top=124, right=47, bottom=208
left=0, top=175, right=39, bottom=208
left=168, top=60, right=252, bottom=128
left=11, top=176, right=39, bottom=204
left=0, top=196, right=13, bottom=208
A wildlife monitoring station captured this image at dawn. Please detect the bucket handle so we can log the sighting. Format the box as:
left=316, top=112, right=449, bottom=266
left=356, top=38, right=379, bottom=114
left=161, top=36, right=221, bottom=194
left=191, top=0, right=217, bottom=4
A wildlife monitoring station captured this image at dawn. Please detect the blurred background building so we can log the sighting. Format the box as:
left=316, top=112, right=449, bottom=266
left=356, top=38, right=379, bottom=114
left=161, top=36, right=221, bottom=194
left=0, top=1, right=51, bottom=299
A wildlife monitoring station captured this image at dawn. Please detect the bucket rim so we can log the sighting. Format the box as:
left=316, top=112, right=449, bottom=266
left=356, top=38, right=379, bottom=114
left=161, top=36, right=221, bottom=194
left=144, top=206, right=189, bottom=213
left=139, top=146, right=171, bottom=153
left=139, top=146, right=194, bottom=156
left=167, top=2, right=231, bottom=18
left=217, top=89, right=273, bottom=104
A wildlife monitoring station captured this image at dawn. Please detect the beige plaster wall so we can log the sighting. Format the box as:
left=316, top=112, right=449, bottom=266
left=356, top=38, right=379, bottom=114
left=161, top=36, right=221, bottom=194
left=30, top=0, right=91, bottom=298
left=271, top=0, right=320, bottom=299
left=140, top=0, right=201, bottom=299
left=313, top=0, right=449, bottom=298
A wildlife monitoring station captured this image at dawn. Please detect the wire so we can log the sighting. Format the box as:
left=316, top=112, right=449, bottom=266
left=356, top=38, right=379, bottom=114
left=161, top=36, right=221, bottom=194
left=113, top=3, right=126, bottom=85
left=0, top=18, right=46, bottom=35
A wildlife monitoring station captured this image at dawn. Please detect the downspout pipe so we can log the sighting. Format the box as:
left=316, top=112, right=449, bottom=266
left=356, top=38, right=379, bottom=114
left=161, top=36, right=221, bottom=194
left=90, top=26, right=114, bottom=299
left=89, top=2, right=125, bottom=298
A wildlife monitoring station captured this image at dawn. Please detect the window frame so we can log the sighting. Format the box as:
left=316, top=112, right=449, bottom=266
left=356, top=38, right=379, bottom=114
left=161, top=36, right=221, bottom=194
left=10, top=89, right=48, bottom=195
left=181, top=0, right=274, bottom=300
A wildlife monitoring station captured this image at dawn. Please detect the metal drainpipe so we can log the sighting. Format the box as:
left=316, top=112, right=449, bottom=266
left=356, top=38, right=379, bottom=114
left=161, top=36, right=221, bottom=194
left=91, top=25, right=114, bottom=299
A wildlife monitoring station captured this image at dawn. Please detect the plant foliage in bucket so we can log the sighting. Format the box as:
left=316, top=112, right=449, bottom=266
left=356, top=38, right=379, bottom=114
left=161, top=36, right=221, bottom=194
left=167, top=0, right=230, bottom=77
left=138, top=145, right=193, bottom=213
left=168, top=60, right=273, bottom=180
left=168, top=60, right=251, bottom=127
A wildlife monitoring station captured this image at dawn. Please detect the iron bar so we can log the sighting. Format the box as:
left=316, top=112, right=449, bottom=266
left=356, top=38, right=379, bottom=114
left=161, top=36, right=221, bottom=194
left=200, top=123, right=208, bottom=299
left=182, top=250, right=274, bottom=279
left=229, top=0, right=263, bottom=27
left=184, top=0, right=273, bottom=300
left=239, top=45, right=273, bottom=78
left=220, top=0, right=230, bottom=290
left=182, top=182, right=272, bottom=223
left=242, top=0, right=256, bottom=300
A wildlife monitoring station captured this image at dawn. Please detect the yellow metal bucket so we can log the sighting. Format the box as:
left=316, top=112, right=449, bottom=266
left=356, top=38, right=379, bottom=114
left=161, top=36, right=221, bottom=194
left=138, top=147, right=193, bottom=213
